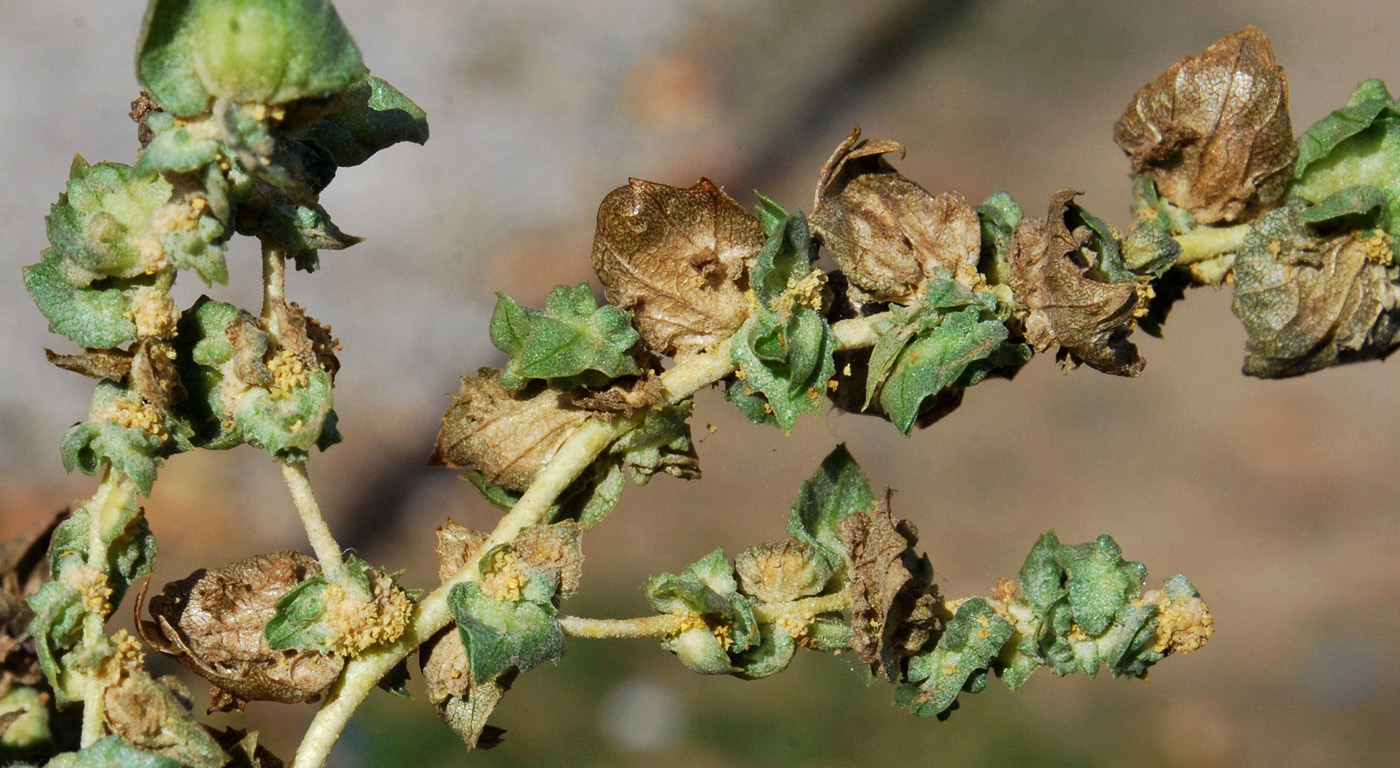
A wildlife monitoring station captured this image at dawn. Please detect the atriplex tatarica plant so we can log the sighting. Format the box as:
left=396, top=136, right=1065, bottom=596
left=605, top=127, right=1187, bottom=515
left=14, top=3, right=1400, bottom=764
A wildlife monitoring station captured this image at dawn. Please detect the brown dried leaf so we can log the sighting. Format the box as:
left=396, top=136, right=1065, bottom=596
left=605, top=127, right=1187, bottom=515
left=227, top=311, right=274, bottom=388
left=205, top=726, right=284, bottom=768
left=270, top=299, right=341, bottom=380
left=44, top=347, right=133, bottom=382
left=1007, top=190, right=1144, bottom=375
left=568, top=373, right=665, bottom=415
left=434, top=519, right=489, bottom=585
left=1232, top=205, right=1400, bottom=377
left=139, top=551, right=344, bottom=711
left=514, top=521, right=584, bottom=600
left=838, top=493, right=940, bottom=682
left=592, top=178, right=762, bottom=358
left=420, top=625, right=514, bottom=750
left=1, top=510, right=67, bottom=697
left=811, top=126, right=982, bottom=303
left=130, top=340, right=185, bottom=412
left=1114, top=26, right=1295, bottom=224
left=429, top=370, right=591, bottom=492
left=104, top=669, right=227, bottom=768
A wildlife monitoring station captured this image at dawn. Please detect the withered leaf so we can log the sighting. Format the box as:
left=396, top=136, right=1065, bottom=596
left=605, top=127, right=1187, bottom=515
left=1, top=510, right=67, bottom=696
left=811, top=126, right=982, bottom=303
left=838, top=493, right=940, bottom=682
left=1007, top=190, right=1144, bottom=375
left=1232, top=203, right=1400, bottom=377
left=139, top=552, right=344, bottom=712
left=104, top=669, right=227, bottom=768
left=434, top=519, right=489, bottom=585
left=129, top=340, right=185, bottom=412
left=45, top=347, right=133, bottom=382
left=567, top=373, right=664, bottom=415
left=513, top=521, right=584, bottom=600
left=592, top=178, right=762, bottom=358
left=430, top=370, right=591, bottom=492
left=1114, top=26, right=1295, bottom=224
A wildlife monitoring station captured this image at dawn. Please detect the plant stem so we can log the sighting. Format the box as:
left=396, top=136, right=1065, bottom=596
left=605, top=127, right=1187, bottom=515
left=558, top=592, right=853, bottom=641
left=1173, top=223, right=1251, bottom=265
left=78, top=468, right=134, bottom=747
left=281, top=462, right=345, bottom=585
left=293, top=322, right=888, bottom=768
left=261, top=239, right=287, bottom=340
left=558, top=613, right=688, bottom=639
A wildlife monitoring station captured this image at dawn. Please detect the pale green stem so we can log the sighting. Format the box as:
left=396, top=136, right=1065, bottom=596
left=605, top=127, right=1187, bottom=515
left=292, top=322, right=889, bottom=768
left=558, top=613, right=688, bottom=639
left=557, top=592, right=854, bottom=641
left=281, top=463, right=345, bottom=585
left=831, top=313, right=887, bottom=350
left=1172, top=224, right=1251, bottom=266
left=261, top=239, right=287, bottom=340
left=752, top=592, right=850, bottom=623
left=78, top=468, right=134, bottom=747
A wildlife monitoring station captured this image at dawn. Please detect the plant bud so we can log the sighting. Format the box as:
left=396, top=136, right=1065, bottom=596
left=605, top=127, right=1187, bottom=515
left=592, top=178, right=762, bottom=358
left=734, top=538, right=833, bottom=604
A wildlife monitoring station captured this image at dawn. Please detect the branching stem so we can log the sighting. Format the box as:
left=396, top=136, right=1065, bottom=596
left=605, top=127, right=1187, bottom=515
left=293, top=319, right=892, bottom=768
left=281, top=462, right=345, bottom=585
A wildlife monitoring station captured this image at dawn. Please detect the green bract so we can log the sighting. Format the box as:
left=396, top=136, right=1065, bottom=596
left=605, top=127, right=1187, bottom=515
left=138, top=0, right=364, bottom=116
left=447, top=583, right=564, bottom=685
left=45, top=157, right=171, bottom=286
left=44, top=736, right=183, bottom=768
left=864, top=274, right=1028, bottom=434
left=304, top=75, right=430, bottom=167
left=1293, top=79, right=1400, bottom=247
left=897, top=598, right=1013, bottom=719
left=491, top=284, right=643, bottom=390
left=646, top=549, right=760, bottom=675
left=727, top=202, right=837, bottom=432
left=785, top=444, right=874, bottom=574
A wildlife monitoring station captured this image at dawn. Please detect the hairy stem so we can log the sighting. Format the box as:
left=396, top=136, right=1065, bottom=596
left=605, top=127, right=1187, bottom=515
left=281, top=463, right=345, bottom=585
left=78, top=468, right=134, bottom=747
left=1173, top=223, right=1251, bottom=265
left=261, top=239, right=287, bottom=340
left=293, top=321, right=891, bottom=767
left=752, top=592, right=850, bottom=623
left=558, top=613, right=689, bottom=639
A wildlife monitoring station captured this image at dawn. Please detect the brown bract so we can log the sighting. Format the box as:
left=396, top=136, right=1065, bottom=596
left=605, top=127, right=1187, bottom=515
left=1114, top=26, right=1295, bottom=225
left=45, top=347, right=134, bottom=382
left=513, top=521, right=584, bottom=600
left=838, top=495, right=940, bottom=682
left=138, top=551, right=344, bottom=713
left=1, top=511, right=66, bottom=698
left=1233, top=222, right=1400, bottom=377
left=568, top=373, right=664, bottom=415
left=1007, top=190, right=1144, bottom=375
left=104, top=669, right=227, bottom=768
left=430, top=370, right=591, bottom=492
left=592, top=178, right=761, bottom=358
left=811, top=126, right=982, bottom=304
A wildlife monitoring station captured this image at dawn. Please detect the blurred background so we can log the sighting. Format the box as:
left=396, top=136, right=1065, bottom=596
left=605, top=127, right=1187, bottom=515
left=6, top=1, right=1400, bottom=766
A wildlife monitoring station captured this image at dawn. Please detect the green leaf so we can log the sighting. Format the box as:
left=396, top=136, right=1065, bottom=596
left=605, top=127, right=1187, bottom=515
left=786, top=445, right=875, bottom=574
left=492, top=284, right=642, bottom=389
left=1053, top=535, right=1146, bottom=637
left=23, top=249, right=139, bottom=349
left=861, top=276, right=1025, bottom=434
left=46, top=736, right=184, bottom=768
left=897, top=598, right=1013, bottom=718
left=377, top=657, right=413, bottom=699
left=134, top=113, right=222, bottom=176
left=264, top=574, right=333, bottom=652
left=258, top=201, right=361, bottom=273
left=877, top=306, right=1012, bottom=433
left=608, top=400, right=699, bottom=483
left=730, top=625, right=797, bottom=680
left=1299, top=184, right=1391, bottom=231
left=728, top=304, right=835, bottom=432
left=754, top=192, right=788, bottom=237
left=975, top=191, right=1022, bottom=285
left=1292, top=79, right=1400, bottom=245
left=61, top=420, right=161, bottom=497
left=304, top=75, right=430, bottom=167
left=138, top=0, right=365, bottom=115
left=25, top=582, right=84, bottom=704
left=448, top=583, right=564, bottom=685
left=46, top=157, right=173, bottom=285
